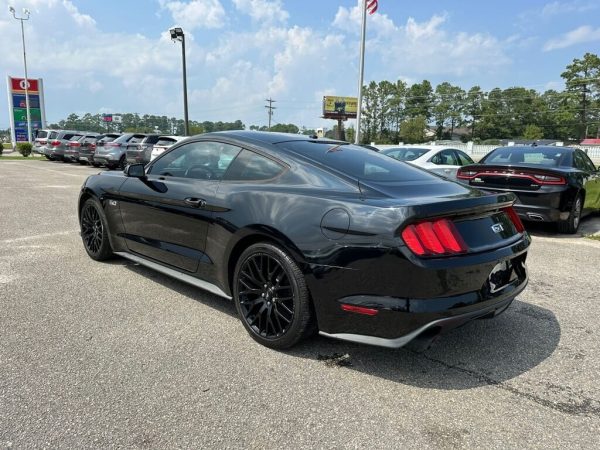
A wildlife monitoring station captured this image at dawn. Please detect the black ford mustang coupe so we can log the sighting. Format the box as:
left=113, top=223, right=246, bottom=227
left=79, top=131, right=530, bottom=349
left=457, top=146, right=600, bottom=233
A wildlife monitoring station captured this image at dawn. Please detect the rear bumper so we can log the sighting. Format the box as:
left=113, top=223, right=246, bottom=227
left=476, top=188, right=568, bottom=223
left=93, top=155, right=119, bottom=165
left=321, top=294, right=517, bottom=349
left=513, top=204, right=565, bottom=222
left=63, top=152, right=79, bottom=161
left=308, top=233, right=530, bottom=347
left=126, top=151, right=149, bottom=164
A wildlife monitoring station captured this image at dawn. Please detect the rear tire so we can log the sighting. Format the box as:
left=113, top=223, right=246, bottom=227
left=80, top=198, right=113, bottom=261
left=233, top=243, right=314, bottom=349
left=557, top=194, right=582, bottom=234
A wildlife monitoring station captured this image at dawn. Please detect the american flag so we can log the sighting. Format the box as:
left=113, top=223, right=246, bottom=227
left=366, top=0, right=378, bottom=15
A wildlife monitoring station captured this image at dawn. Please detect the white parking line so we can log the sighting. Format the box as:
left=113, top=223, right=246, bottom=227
left=5, top=162, right=90, bottom=178
left=0, top=230, right=79, bottom=244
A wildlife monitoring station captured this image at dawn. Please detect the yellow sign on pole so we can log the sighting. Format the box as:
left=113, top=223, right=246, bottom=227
left=322, top=96, right=358, bottom=119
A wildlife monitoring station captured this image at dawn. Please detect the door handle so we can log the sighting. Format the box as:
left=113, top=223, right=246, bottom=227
left=184, top=197, right=206, bottom=208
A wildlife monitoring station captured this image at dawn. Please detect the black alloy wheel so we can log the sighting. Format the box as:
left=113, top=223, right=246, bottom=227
left=233, top=243, right=314, bottom=349
left=558, top=194, right=582, bottom=234
left=80, top=198, right=113, bottom=260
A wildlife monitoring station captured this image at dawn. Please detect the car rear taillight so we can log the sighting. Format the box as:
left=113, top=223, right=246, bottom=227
left=503, top=206, right=525, bottom=233
left=69, top=142, right=81, bottom=147
left=106, top=142, right=121, bottom=147
left=40, top=140, right=47, bottom=145
left=51, top=140, right=60, bottom=146
left=90, top=143, right=96, bottom=151
left=531, top=174, right=565, bottom=184
left=457, top=168, right=566, bottom=185
left=457, top=169, right=477, bottom=179
left=401, top=218, right=467, bottom=257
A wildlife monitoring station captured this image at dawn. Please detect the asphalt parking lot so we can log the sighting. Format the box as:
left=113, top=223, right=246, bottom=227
left=1, top=160, right=599, bottom=448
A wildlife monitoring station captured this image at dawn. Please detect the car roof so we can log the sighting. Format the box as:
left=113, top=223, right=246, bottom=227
left=493, top=145, right=575, bottom=152
left=202, top=130, right=344, bottom=146
left=383, top=145, right=463, bottom=151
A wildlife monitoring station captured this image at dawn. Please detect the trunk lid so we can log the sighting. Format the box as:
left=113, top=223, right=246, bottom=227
left=359, top=179, right=523, bottom=255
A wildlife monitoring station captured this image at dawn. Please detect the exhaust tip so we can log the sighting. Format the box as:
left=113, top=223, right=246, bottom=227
left=526, top=213, right=544, bottom=221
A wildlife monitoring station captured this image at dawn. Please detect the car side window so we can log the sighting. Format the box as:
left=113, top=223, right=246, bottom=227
left=455, top=150, right=474, bottom=165
left=148, top=141, right=241, bottom=180
left=431, top=149, right=459, bottom=165
left=575, top=150, right=596, bottom=172
left=223, top=149, right=286, bottom=181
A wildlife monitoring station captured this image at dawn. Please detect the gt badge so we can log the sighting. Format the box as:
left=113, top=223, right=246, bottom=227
left=491, top=223, right=504, bottom=233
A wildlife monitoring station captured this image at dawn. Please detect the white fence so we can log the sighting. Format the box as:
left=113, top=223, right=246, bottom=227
left=376, top=143, right=600, bottom=160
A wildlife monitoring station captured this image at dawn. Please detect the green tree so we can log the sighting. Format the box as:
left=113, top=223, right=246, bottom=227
left=434, top=82, right=465, bottom=138
left=465, top=86, right=484, bottom=140
left=405, top=80, right=434, bottom=120
left=523, top=124, right=544, bottom=140
left=561, top=52, right=600, bottom=139
left=400, top=116, right=427, bottom=143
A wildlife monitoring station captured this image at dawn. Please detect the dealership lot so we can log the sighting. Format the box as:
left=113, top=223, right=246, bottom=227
left=1, top=161, right=599, bottom=448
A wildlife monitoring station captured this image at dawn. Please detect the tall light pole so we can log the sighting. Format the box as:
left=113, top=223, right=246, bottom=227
left=170, top=27, right=189, bottom=136
left=9, top=5, right=32, bottom=143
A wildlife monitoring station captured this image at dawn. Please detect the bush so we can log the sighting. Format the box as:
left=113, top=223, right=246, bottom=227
left=16, top=142, right=33, bottom=157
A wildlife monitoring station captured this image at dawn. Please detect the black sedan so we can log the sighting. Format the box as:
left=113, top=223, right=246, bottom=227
left=78, top=131, right=529, bottom=349
left=457, top=146, right=600, bottom=233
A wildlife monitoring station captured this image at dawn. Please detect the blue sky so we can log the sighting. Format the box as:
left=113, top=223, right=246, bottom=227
left=1, top=0, right=599, bottom=130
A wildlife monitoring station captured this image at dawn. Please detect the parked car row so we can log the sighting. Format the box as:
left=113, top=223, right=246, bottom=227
left=33, top=129, right=185, bottom=169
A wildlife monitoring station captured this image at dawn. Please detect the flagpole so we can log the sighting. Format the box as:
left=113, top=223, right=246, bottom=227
left=354, top=0, right=368, bottom=144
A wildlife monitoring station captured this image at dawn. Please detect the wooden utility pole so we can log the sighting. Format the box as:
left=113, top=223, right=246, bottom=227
left=265, top=98, right=276, bottom=131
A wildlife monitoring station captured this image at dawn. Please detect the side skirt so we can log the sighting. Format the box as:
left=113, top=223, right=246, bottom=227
left=114, top=251, right=232, bottom=300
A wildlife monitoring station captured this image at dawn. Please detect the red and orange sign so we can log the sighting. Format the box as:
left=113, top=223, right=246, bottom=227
left=10, top=77, right=39, bottom=93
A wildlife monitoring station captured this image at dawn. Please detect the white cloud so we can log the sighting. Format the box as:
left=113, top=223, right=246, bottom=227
left=232, top=0, right=289, bottom=24
left=159, top=0, right=226, bottom=30
left=543, top=25, right=600, bottom=50
left=62, top=0, right=96, bottom=28
left=333, top=4, right=510, bottom=78
left=541, top=1, right=598, bottom=17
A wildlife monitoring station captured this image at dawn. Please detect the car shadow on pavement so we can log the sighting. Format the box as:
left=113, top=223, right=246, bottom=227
left=122, top=262, right=239, bottom=319
left=287, top=300, right=561, bottom=390
left=120, top=261, right=560, bottom=391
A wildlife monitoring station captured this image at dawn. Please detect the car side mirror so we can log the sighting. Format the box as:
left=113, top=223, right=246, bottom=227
left=125, top=163, right=145, bottom=179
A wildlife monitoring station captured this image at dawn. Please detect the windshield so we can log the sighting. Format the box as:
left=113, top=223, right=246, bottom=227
left=381, top=147, right=430, bottom=161
left=278, top=141, right=434, bottom=182
left=482, top=147, right=567, bottom=167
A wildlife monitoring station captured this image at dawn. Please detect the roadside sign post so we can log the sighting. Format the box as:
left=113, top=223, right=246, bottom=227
left=322, top=96, right=358, bottom=141
left=7, top=76, right=46, bottom=146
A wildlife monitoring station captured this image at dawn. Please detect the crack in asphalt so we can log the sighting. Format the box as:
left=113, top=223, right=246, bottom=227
left=413, top=350, right=600, bottom=418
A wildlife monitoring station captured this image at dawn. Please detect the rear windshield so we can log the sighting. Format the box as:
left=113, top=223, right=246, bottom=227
left=381, top=147, right=430, bottom=161
left=62, top=133, right=80, bottom=140
left=36, top=130, right=49, bottom=139
left=98, top=135, right=118, bottom=143
left=483, top=147, right=567, bottom=167
left=48, top=131, right=58, bottom=139
left=279, top=141, right=434, bottom=182
left=69, top=135, right=83, bottom=141
left=143, top=135, right=160, bottom=144
left=111, top=134, right=137, bottom=144
left=156, top=137, right=177, bottom=146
